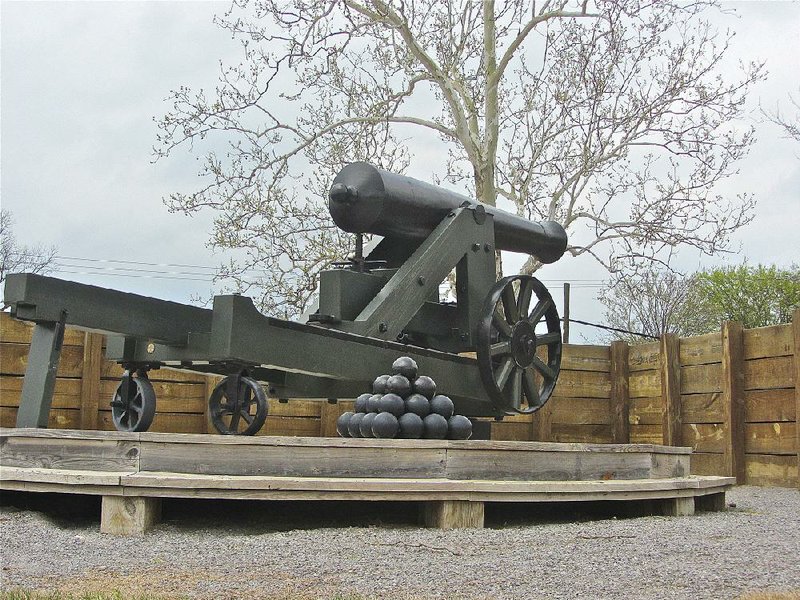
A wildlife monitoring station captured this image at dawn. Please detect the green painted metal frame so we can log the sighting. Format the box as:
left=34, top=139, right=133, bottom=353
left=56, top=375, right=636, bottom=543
left=3, top=205, right=505, bottom=424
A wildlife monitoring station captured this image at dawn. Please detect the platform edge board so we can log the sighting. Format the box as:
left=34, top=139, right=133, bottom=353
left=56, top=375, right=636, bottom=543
left=0, top=428, right=693, bottom=455
left=0, top=436, right=140, bottom=472
left=137, top=441, right=449, bottom=479
left=0, top=466, right=132, bottom=485
left=0, top=465, right=735, bottom=494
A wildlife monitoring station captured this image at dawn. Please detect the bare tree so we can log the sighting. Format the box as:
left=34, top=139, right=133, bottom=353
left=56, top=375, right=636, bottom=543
left=763, top=88, right=800, bottom=144
left=155, top=0, right=764, bottom=318
left=598, top=268, right=716, bottom=342
left=0, top=209, right=57, bottom=285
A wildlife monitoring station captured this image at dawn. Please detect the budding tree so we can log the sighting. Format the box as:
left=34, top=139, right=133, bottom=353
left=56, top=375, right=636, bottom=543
left=156, top=0, right=764, bottom=318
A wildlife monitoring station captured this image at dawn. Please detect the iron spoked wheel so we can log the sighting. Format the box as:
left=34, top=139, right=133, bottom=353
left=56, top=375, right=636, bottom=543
left=111, top=370, right=156, bottom=432
left=208, top=374, right=268, bottom=436
left=476, top=275, right=562, bottom=414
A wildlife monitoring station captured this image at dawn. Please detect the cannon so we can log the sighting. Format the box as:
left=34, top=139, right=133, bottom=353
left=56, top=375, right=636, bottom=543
left=4, top=163, right=567, bottom=436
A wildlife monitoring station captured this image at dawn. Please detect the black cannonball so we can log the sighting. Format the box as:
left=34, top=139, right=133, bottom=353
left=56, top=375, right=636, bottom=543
left=447, top=415, right=473, bottom=440
left=404, top=393, right=431, bottom=418
left=348, top=412, right=366, bottom=438
left=372, top=374, right=391, bottom=394
left=367, top=393, right=383, bottom=413
left=386, top=374, right=412, bottom=398
left=372, top=411, right=399, bottom=438
left=336, top=411, right=354, bottom=437
left=379, top=393, right=405, bottom=417
left=392, top=356, right=418, bottom=380
left=430, top=394, right=455, bottom=419
left=412, top=375, right=437, bottom=399
left=354, top=393, right=371, bottom=414
left=422, top=413, right=448, bottom=439
left=397, top=412, right=424, bottom=439
left=360, top=412, right=377, bottom=438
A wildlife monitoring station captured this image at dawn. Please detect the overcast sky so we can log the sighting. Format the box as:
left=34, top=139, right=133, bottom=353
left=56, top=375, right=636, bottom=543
left=2, top=1, right=799, bottom=343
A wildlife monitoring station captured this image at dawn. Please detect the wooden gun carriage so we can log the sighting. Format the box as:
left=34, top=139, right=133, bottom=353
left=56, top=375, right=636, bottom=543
left=4, top=163, right=567, bottom=435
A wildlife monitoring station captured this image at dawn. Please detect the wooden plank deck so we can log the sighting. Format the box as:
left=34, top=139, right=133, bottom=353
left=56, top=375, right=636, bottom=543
left=0, top=428, right=733, bottom=534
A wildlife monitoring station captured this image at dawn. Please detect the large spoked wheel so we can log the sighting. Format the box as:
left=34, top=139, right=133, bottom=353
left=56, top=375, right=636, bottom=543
left=111, top=370, right=156, bottom=432
left=209, top=374, right=268, bottom=436
left=477, top=275, right=562, bottom=414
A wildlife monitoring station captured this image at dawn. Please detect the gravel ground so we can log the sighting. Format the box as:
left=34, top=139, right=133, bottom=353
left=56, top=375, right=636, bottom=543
left=0, top=486, right=798, bottom=599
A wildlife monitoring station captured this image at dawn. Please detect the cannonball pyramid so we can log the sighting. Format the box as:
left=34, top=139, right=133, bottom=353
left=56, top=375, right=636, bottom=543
left=336, top=356, right=473, bottom=440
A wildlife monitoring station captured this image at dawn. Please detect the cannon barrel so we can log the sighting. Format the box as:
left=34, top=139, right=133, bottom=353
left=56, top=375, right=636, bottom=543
left=328, top=162, right=567, bottom=264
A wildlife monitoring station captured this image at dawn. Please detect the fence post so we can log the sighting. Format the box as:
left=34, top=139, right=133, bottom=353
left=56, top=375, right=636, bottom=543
left=660, top=334, right=681, bottom=446
left=531, top=402, right=553, bottom=442
left=320, top=400, right=341, bottom=437
left=721, top=320, right=745, bottom=484
left=79, top=332, right=104, bottom=430
left=204, top=375, right=221, bottom=434
left=793, top=309, right=800, bottom=489
left=610, top=340, right=630, bottom=443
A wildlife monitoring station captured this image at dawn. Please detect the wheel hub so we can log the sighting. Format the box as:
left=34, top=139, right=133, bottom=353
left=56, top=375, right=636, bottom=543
left=511, top=320, right=537, bottom=368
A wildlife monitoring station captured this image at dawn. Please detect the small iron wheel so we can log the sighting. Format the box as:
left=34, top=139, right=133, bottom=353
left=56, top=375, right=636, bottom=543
left=209, top=374, right=268, bottom=436
left=476, top=275, right=562, bottom=414
left=111, top=370, right=156, bottom=432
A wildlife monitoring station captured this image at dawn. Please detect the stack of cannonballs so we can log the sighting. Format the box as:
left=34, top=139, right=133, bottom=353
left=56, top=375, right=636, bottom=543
left=336, top=357, right=473, bottom=440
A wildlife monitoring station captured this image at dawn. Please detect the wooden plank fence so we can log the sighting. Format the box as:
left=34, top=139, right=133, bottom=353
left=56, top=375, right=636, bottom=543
left=1, top=309, right=797, bottom=487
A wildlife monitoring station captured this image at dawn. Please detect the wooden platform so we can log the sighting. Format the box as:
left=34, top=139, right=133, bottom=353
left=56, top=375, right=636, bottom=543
left=0, top=428, right=734, bottom=534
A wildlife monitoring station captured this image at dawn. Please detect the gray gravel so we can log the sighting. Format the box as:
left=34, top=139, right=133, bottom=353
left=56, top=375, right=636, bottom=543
left=1, top=486, right=798, bottom=599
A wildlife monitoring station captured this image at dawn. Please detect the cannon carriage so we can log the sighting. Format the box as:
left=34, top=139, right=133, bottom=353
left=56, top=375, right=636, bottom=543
left=5, top=163, right=567, bottom=435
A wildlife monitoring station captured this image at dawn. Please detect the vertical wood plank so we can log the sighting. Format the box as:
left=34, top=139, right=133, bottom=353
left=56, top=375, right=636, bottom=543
left=531, top=402, right=553, bottom=442
left=204, top=375, right=221, bottom=434
left=79, top=333, right=104, bottom=430
left=610, top=340, right=630, bottom=443
left=660, top=334, right=681, bottom=446
left=793, top=309, right=800, bottom=489
left=319, top=400, right=341, bottom=438
left=721, top=321, right=745, bottom=484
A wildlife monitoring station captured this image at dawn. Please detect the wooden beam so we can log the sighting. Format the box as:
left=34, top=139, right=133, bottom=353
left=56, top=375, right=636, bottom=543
left=721, top=321, right=745, bottom=484
left=203, top=375, right=221, bottom=434
left=530, top=401, right=553, bottom=442
left=660, top=334, right=681, bottom=446
left=319, top=400, right=340, bottom=438
left=662, top=496, right=694, bottom=517
left=101, top=495, right=161, bottom=536
left=610, top=340, right=630, bottom=443
left=79, top=333, right=104, bottom=430
left=794, top=309, right=800, bottom=489
left=421, top=500, right=484, bottom=529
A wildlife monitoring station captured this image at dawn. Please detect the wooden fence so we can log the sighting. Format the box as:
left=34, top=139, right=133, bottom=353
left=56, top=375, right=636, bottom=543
left=1, top=310, right=797, bottom=487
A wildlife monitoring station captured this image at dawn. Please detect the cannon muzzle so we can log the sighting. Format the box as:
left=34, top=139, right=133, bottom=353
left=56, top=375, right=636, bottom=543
left=329, top=162, right=567, bottom=264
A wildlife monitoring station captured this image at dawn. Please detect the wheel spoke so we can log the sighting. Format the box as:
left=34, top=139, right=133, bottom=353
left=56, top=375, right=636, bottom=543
left=240, top=410, right=254, bottom=425
left=507, top=367, right=523, bottom=409
left=228, top=406, right=241, bottom=431
left=532, top=356, right=557, bottom=381
left=494, top=356, right=515, bottom=389
left=523, top=369, right=540, bottom=407
left=243, top=386, right=253, bottom=410
left=528, top=299, right=551, bottom=325
left=517, top=279, right=533, bottom=318
left=490, top=340, right=512, bottom=356
left=492, top=308, right=512, bottom=338
left=501, top=285, right=520, bottom=324
left=536, top=331, right=561, bottom=346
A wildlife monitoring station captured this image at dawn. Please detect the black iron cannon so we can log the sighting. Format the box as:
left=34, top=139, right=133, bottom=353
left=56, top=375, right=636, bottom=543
left=4, top=163, right=567, bottom=436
